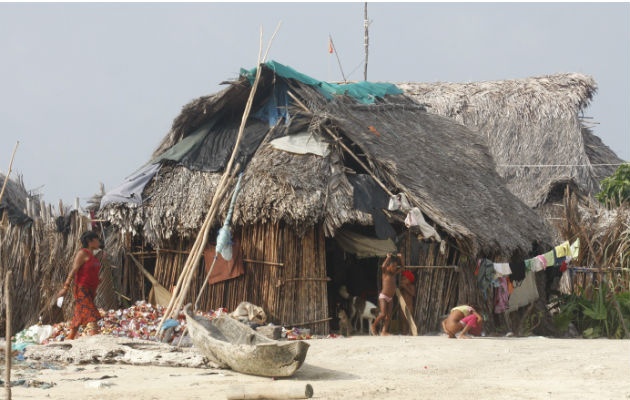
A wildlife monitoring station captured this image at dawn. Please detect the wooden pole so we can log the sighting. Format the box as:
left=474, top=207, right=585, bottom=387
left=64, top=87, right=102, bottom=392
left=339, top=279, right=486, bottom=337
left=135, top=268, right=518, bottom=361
left=329, top=34, right=347, bottom=82
left=0, top=141, right=19, bottom=207
left=4, top=270, right=12, bottom=400
left=363, top=2, right=369, bottom=81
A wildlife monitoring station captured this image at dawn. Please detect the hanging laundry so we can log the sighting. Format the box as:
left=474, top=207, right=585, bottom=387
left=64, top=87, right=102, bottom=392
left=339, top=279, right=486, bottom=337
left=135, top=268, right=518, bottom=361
left=399, top=193, right=411, bottom=211
left=543, top=250, right=556, bottom=267
left=559, top=270, right=572, bottom=294
left=533, top=255, right=547, bottom=272
left=493, top=263, right=512, bottom=277
left=476, top=259, right=496, bottom=300
left=509, top=260, right=527, bottom=282
left=404, top=207, right=441, bottom=243
left=387, top=195, right=401, bottom=211
left=570, top=238, right=580, bottom=259
left=555, top=241, right=571, bottom=258
left=508, top=271, right=539, bottom=312
left=494, top=277, right=510, bottom=314
left=387, top=192, right=410, bottom=211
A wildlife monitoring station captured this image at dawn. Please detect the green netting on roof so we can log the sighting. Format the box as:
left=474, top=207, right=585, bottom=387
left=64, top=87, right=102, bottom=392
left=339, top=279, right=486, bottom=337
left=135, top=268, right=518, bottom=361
left=240, top=60, right=403, bottom=104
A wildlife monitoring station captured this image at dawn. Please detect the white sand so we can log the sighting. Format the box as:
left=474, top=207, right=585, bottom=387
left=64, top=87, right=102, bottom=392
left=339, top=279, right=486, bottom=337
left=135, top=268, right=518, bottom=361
left=10, top=335, right=630, bottom=400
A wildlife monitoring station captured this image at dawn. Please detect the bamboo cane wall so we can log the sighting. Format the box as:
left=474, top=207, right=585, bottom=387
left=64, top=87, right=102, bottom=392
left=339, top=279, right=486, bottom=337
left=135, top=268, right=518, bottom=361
left=150, top=222, right=330, bottom=335
left=400, top=238, right=462, bottom=334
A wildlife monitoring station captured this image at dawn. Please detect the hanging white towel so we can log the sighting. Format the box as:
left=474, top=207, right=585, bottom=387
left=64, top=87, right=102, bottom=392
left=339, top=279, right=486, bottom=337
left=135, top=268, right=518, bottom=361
left=493, top=263, right=512, bottom=276
left=405, top=207, right=442, bottom=243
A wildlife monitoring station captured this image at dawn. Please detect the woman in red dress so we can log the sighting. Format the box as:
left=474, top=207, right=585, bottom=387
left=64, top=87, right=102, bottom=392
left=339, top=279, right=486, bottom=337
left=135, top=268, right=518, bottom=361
left=57, top=231, right=102, bottom=340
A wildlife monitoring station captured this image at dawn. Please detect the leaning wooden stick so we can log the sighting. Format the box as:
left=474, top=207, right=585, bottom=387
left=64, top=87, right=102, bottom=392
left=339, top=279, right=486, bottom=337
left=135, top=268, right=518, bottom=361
left=5, top=270, right=13, bottom=400
left=396, top=288, right=418, bottom=336
left=158, top=23, right=281, bottom=333
left=0, top=141, right=19, bottom=207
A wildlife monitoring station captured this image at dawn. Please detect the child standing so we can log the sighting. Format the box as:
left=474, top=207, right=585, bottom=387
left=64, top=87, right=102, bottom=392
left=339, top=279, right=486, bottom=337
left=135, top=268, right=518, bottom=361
left=371, top=253, right=403, bottom=336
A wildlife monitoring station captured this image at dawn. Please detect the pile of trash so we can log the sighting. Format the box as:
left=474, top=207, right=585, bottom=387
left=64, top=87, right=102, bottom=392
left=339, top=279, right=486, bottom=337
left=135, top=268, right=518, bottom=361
left=42, top=301, right=227, bottom=345
left=12, top=300, right=331, bottom=350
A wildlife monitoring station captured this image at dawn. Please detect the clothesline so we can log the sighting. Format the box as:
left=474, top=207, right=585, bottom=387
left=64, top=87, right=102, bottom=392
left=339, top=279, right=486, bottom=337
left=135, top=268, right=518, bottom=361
left=497, top=162, right=628, bottom=168
left=568, top=266, right=629, bottom=273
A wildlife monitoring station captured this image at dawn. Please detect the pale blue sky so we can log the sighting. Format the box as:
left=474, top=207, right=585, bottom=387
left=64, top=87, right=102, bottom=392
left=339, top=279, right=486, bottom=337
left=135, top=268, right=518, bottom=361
left=1, top=2, right=628, bottom=204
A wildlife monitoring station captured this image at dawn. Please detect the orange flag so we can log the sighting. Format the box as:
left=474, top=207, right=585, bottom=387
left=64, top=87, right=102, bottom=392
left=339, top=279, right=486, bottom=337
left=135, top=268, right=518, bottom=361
left=328, top=38, right=333, bottom=54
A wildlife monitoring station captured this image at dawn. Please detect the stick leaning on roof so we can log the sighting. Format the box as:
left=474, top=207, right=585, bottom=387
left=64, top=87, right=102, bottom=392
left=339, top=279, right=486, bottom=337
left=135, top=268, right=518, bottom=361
left=156, top=22, right=282, bottom=334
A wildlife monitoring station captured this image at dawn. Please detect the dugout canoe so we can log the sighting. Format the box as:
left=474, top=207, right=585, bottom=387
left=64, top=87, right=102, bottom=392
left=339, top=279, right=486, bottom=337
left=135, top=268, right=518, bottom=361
left=183, top=304, right=309, bottom=377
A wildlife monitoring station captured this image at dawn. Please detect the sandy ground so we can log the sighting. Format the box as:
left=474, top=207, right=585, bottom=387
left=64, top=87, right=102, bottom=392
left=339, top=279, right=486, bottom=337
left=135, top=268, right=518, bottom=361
left=8, top=335, right=630, bottom=400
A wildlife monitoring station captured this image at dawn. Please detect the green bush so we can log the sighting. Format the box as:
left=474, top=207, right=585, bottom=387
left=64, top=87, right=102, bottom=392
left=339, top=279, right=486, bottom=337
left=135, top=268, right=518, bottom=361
left=552, top=284, right=629, bottom=339
left=596, top=164, right=630, bottom=206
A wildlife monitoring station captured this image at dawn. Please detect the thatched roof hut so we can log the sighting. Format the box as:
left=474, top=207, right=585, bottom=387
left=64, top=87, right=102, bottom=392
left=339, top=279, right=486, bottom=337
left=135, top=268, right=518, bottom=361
left=100, top=61, right=552, bottom=334
left=103, top=62, right=548, bottom=257
left=397, top=74, right=625, bottom=208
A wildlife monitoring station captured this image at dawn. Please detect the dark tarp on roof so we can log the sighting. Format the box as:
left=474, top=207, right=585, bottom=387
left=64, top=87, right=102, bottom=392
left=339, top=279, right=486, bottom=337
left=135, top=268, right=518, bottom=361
left=348, top=174, right=396, bottom=241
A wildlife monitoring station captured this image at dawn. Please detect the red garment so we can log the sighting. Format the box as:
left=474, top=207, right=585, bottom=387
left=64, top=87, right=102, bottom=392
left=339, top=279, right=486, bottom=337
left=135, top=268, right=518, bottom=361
left=460, top=314, right=483, bottom=336
left=71, top=286, right=101, bottom=329
left=401, top=270, right=416, bottom=284
left=560, top=260, right=568, bottom=273
left=75, top=249, right=100, bottom=290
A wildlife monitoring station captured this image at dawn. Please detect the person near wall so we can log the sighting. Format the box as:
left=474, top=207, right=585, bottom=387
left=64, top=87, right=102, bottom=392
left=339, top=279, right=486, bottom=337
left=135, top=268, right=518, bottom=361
left=399, top=270, right=416, bottom=335
left=56, top=231, right=103, bottom=340
left=441, top=304, right=483, bottom=339
left=371, top=253, right=403, bottom=336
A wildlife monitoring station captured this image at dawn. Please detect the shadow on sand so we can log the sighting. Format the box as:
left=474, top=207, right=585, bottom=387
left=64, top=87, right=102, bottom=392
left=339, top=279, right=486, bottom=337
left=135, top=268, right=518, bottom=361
left=287, top=363, right=360, bottom=381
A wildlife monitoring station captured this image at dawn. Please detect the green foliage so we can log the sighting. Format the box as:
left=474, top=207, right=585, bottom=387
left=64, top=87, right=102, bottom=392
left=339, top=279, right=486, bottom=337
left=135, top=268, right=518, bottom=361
left=596, top=164, right=630, bottom=206
left=552, top=283, right=630, bottom=339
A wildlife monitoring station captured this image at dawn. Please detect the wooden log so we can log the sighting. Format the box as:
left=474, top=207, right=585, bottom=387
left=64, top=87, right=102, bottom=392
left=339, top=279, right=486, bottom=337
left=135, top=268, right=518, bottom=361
left=5, top=270, right=12, bottom=400
left=226, top=383, right=313, bottom=400
left=285, top=317, right=332, bottom=327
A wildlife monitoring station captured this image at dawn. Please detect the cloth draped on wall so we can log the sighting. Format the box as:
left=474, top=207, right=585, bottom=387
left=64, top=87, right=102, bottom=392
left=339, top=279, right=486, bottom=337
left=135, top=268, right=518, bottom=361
left=348, top=174, right=396, bottom=241
left=334, top=229, right=397, bottom=259
left=203, top=236, right=244, bottom=285
left=508, top=271, right=539, bottom=312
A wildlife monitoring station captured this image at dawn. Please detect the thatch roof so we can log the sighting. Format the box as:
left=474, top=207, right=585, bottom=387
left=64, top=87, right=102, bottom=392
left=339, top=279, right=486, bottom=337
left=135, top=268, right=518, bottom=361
left=101, top=63, right=550, bottom=257
left=397, top=74, right=625, bottom=208
left=0, top=173, right=38, bottom=224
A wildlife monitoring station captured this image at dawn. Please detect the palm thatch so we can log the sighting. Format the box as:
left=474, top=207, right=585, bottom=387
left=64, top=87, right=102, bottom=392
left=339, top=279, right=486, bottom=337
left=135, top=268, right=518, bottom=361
left=101, top=64, right=550, bottom=258
left=397, top=74, right=624, bottom=208
left=0, top=213, right=123, bottom=333
left=0, top=172, right=40, bottom=223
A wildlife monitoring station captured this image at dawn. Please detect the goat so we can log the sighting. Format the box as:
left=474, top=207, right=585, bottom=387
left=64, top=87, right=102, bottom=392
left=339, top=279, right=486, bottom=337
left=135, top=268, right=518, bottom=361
left=338, top=309, right=352, bottom=337
left=338, top=285, right=379, bottom=335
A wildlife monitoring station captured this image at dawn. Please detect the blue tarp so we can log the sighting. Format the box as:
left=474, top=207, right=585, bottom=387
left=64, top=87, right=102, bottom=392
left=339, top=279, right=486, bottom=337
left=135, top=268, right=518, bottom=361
left=241, top=60, right=403, bottom=105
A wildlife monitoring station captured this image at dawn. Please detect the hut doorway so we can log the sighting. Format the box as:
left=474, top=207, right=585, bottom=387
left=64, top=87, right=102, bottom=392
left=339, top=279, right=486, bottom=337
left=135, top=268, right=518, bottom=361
left=326, top=227, right=397, bottom=333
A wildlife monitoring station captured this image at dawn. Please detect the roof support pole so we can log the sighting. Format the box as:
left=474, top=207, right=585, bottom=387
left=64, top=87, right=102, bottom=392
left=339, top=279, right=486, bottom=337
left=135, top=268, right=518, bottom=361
left=0, top=141, right=19, bottom=208
left=286, top=90, right=393, bottom=197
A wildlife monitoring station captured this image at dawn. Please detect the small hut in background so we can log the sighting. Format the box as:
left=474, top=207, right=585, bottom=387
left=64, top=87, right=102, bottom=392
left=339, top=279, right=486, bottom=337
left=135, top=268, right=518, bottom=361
left=100, top=61, right=550, bottom=334
left=397, top=75, right=626, bottom=240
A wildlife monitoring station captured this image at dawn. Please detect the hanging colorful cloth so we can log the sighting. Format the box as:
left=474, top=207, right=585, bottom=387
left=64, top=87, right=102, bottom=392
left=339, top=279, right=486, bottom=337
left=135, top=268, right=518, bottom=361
left=494, top=277, right=510, bottom=314
left=476, top=259, right=495, bottom=300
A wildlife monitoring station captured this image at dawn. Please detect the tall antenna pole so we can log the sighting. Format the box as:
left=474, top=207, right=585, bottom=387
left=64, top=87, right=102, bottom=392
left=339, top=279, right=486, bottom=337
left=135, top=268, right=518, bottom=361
left=363, top=2, right=369, bottom=81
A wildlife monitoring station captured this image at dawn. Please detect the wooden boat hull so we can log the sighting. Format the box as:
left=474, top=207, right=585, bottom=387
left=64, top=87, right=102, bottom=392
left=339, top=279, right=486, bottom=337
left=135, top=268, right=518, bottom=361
left=184, top=305, right=309, bottom=377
